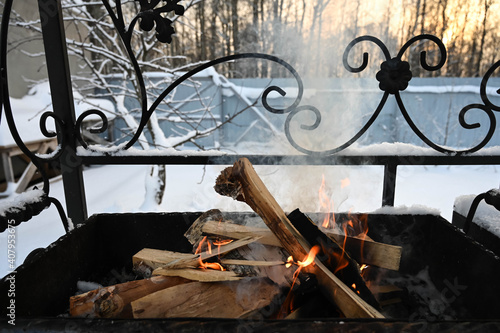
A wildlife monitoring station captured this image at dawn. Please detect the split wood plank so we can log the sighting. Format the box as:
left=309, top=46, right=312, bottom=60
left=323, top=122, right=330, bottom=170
left=214, top=157, right=384, bottom=319
left=131, top=278, right=280, bottom=319
left=326, top=231, right=401, bottom=271
left=133, top=248, right=194, bottom=271
left=164, top=236, right=262, bottom=269
left=220, top=259, right=285, bottom=267
left=152, top=267, right=242, bottom=282
left=69, top=276, right=190, bottom=318
left=202, top=220, right=282, bottom=247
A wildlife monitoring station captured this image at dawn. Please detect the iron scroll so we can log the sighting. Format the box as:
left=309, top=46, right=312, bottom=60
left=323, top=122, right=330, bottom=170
left=1, top=0, right=500, bottom=231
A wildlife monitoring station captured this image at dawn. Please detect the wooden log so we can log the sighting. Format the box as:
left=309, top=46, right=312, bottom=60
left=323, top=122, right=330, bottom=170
left=214, top=158, right=384, bottom=319
left=325, top=231, right=401, bottom=271
left=69, top=276, right=189, bottom=318
left=201, top=220, right=401, bottom=270
left=152, top=267, right=242, bottom=282
left=131, top=278, right=281, bottom=319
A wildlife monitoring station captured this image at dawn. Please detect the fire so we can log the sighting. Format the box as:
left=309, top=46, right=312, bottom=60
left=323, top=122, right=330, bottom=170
left=212, top=239, right=233, bottom=246
left=278, top=246, right=320, bottom=318
left=195, top=236, right=225, bottom=271
left=351, top=283, right=361, bottom=295
left=297, top=245, right=320, bottom=268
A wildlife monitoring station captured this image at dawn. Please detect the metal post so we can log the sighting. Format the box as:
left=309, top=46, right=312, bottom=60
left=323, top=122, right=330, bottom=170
left=38, top=0, right=88, bottom=223
left=382, top=162, right=397, bottom=207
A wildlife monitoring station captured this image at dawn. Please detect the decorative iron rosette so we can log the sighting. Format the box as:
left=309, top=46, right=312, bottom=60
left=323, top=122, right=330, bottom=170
left=375, top=58, right=412, bottom=94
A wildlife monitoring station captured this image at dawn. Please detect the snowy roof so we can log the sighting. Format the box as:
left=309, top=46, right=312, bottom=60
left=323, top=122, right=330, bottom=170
left=0, top=82, right=116, bottom=147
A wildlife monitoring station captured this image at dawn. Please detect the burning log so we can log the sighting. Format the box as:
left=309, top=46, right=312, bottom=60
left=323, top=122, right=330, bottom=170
left=287, top=208, right=379, bottom=309
left=214, top=157, right=384, bottom=318
left=131, top=278, right=281, bottom=319
left=199, top=220, right=401, bottom=270
left=69, top=276, right=190, bottom=318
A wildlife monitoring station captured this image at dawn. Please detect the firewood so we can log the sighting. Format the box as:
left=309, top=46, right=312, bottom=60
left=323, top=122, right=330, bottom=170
left=325, top=231, right=401, bottom=271
left=214, top=158, right=384, bottom=319
left=69, top=276, right=189, bottom=318
left=133, top=248, right=194, bottom=275
left=165, top=236, right=261, bottom=269
left=184, top=209, right=224, bottom=245
left=133, top=236, right=261, bottom=274
left=220, top=259, right=285, bottom=266
left=287, top=209, right=379, bottom=309
left=131, top=278, right=281, bottom=319
left=201, top=220, right=401, bottom=270
left=202, top=220, right=282, bottom=247
left=152, top=267, right=242, bottom=282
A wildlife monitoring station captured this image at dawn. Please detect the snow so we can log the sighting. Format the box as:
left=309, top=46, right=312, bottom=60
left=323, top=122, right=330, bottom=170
left=0, top=81, right=115, bottom=147
left=1, top=162, right=498, bottom=278
left=77, top=145, right=226, bottom=156
left=454, top=193, right=500, bottom=237
left=0, top=188, right=45, bottom=217
left=371, top=204, right=441, bottom=216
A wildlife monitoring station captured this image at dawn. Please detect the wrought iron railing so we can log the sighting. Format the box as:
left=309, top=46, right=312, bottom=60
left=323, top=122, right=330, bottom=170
left=1, top=0, right=500, bottom=233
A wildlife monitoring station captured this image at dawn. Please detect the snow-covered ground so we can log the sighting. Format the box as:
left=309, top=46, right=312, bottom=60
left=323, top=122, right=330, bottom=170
left=1, top=162, right=498, bottom=278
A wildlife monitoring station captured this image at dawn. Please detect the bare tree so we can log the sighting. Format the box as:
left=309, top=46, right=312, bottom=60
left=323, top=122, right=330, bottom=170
left=7, top=0, right=249, bottom=209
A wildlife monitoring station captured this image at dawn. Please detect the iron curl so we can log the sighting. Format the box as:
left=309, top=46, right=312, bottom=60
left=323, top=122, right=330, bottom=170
left=75, top=109, right=109, bottom=149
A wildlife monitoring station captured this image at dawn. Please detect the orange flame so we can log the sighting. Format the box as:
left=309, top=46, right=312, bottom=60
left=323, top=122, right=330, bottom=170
left=212, top=239, right=233, bottom=246
left=277, top=246, right=320, bottom=318
left=195, top=236, right=225, bottom=271
left=297, top=245, right=320, bottom=268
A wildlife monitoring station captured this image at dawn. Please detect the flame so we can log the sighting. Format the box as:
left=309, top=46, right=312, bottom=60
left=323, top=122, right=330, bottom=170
left=297, top=245, right=320, bottom=268
left=195, top=236, right=225, bottom=271
left=199, top=261, right=225, bottom=271
left=318, top=175, right=335, bottom=228
left=277, top=246, right=320, bottom=318
left=212, top=239, right=233, bottom=246
left=351, top=283, right=361, bottom=295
